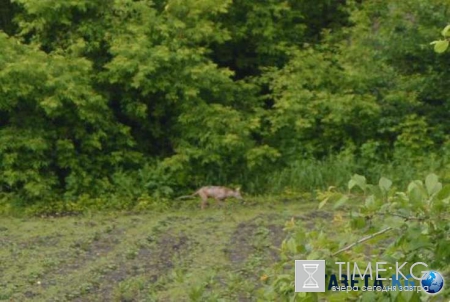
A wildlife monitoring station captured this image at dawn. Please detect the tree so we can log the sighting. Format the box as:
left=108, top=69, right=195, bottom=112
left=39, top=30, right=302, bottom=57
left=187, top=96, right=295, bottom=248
left=0, top=32, right=136, bottom=201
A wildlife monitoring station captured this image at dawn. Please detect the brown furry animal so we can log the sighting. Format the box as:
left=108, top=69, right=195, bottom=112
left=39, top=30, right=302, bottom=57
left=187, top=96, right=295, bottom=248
left=177, top=186, right=243, bottom=209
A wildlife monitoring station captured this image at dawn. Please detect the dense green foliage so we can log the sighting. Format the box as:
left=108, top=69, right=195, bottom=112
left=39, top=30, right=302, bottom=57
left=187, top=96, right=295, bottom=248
left=2, top=2, right=449, bottom=300
left=1, top=0, right=450, bottom=206
left=264, top=173, right=450, bottom=300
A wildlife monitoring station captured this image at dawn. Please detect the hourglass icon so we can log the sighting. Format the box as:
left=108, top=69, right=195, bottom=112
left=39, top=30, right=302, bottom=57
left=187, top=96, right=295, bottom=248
left=295, top=260, right=325, bottom=292
left=303, top=263, right=319, bottom=288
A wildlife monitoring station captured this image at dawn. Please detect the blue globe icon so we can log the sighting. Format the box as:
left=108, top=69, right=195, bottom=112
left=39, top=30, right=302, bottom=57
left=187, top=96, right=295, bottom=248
left=421, top=271, right=444, bottom=294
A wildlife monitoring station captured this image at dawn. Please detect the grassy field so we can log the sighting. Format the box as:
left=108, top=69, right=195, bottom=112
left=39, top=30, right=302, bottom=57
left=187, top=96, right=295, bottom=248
left=0, top=198, right=327, bottom=301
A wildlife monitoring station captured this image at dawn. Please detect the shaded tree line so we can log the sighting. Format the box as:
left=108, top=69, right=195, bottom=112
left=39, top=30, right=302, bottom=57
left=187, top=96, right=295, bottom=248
left=0, top=0, right=449, bottom=203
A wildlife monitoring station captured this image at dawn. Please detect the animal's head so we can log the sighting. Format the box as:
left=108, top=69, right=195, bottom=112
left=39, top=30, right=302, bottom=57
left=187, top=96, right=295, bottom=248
left=234, top=187, right=243, bottom=200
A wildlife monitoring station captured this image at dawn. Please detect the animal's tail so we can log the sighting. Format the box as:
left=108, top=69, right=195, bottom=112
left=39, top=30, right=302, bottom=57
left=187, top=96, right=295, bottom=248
left=175, top=190, right=199, bottom=200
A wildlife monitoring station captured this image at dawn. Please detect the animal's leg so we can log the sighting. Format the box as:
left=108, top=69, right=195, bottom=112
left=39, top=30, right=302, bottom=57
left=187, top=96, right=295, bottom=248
left=200, top=193, right=208, bottom=210
left=201, top=198, right=208, bottom=210
left=216, top=198, right=225, bottom=208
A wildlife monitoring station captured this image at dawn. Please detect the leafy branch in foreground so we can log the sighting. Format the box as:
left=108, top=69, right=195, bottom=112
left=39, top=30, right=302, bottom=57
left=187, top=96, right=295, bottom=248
left=331, top=227, right=393, bottom=257
left=262, top=173, right=450, bottom=301
left=431, top=24, right=450, bottom=53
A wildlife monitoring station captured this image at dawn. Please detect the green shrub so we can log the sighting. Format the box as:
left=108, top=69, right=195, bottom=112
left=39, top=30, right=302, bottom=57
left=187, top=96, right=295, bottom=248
left=262, top=173, right=450, bottom=301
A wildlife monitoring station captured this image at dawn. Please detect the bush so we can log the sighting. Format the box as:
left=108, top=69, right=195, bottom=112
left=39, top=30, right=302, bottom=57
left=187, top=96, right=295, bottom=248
left=262, top=173, right=450, bottom=301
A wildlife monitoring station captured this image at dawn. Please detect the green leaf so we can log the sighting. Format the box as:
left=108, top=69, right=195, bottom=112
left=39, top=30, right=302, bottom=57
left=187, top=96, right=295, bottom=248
left=425, top=173, right=438, bottom=190
left=382, top=254, right=397, bottom=263
left=350, top=174, right=367, bottom=192
left=408, top=237, right=433, bottom=251
left=425, top=173, right=441, bottom=196
left=432, top=40, right=449, bottom=53
left=286, top=238, right=297, bottom=254
left=407, top=180, right=423, bottom=193
left=442, top=25, right=450, bottom=37
left=306, top=251, right=323, bottom=260
left=437, top=184, right=450, bottom=200
left=360, top=291, right=377, bottom=302
left=409, top=187, right=424, bottom=206
left=379, top=177, right=392, bottom=192
left=318, top=197, right=329, bottom=209
left=383, top=216, right=404, bottom=229
left=333, top=196, right=348, bottom=209
left=348, top=179, right=356, bottom=190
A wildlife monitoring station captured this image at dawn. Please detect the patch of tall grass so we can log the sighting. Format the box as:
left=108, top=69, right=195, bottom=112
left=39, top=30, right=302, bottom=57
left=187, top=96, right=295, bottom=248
left=245, top=151, right=450, bottom=195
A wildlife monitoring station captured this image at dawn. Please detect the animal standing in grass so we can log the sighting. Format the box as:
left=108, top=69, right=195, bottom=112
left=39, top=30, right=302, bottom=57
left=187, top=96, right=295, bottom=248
left=177, top=186, right=243, bottom=209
